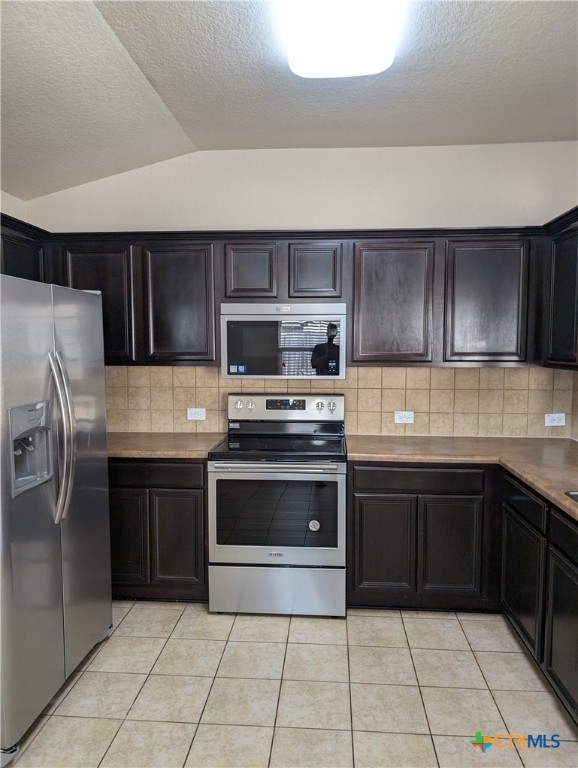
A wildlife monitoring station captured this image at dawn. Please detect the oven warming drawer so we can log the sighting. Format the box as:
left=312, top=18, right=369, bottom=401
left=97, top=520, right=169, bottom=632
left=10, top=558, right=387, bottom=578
left=208, top=565, right=346, bottom=617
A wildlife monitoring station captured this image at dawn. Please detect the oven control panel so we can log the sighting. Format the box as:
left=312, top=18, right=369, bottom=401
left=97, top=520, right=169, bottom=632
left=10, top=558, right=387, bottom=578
left=228, top=393, right=345, bottom=421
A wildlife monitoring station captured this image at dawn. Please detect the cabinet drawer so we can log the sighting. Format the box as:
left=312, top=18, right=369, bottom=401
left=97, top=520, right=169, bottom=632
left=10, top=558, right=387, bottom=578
left=109, top=461, right=204, bottom=489
left=550, top=509, right=578, bottom=566
left=352, top=466, right=484, bottom=494
left=503, top=475, right=547, bottom=533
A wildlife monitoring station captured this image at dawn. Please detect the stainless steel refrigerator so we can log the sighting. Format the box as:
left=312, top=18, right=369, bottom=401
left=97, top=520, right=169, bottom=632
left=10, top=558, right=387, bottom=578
left=0, top=275, right=112, bottom=765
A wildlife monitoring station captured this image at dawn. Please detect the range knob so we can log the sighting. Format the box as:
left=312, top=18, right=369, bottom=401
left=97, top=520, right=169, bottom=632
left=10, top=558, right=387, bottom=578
left=234, top=399, right=244, bottom=410
left=315, top=401, right=325, bottom=411
left=327, top=400, right=337, bottom=413
left=247, top=399, right=256, bottom=410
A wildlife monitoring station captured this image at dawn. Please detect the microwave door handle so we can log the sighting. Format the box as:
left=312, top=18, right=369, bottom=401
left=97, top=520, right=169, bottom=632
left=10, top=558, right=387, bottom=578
left=48, top=352, right=69, bottom=524
left=55, top=351, right=76, bottom=520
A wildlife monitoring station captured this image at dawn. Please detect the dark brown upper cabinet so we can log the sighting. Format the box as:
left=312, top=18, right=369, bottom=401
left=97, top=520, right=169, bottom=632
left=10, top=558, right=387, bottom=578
left=64, top=243, right=138, bottom=364
left=142, top=243, right=215, bottom=363
left=225, top=242, right=279, bottom=298
left=444, top=239, right=529, bottom=362
left=60, top=239, right=215, bottom=365
left=288, top=241, right=343, bottom=297
left=353, top=241, right=434, bottom=362
left=546, top=230, right=578, bottom=367
left=1, top=215, right=48, bottom=283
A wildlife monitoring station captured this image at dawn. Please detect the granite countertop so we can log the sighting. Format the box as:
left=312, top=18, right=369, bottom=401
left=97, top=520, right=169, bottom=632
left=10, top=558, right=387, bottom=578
left=107, top=432, right=578, bottom=522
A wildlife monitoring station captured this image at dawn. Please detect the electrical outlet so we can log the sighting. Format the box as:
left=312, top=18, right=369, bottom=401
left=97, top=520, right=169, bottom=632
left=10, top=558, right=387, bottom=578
left=544, top=413, right=565, bottom=427
left=394, top=411, right=414, bottom=424
left=187, top=407, right=206, bottom=421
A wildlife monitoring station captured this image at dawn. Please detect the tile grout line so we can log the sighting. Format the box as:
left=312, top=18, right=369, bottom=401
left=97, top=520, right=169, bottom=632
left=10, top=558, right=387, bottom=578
left=401, top=613, right=441, bottom=768
left=266, top=616, right=291, bottom=768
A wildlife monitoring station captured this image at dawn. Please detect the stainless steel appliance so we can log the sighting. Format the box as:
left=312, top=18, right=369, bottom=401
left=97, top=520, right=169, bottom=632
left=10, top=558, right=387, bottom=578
left=208, top=393, right=346, bottom=616
left=220, top=303, right=347, bottom=380
left=0, top=276, right=111, bottom=765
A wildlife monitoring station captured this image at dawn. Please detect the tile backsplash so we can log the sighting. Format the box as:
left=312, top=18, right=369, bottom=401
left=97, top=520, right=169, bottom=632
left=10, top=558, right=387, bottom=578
left=106, top=365, right=577, bottom=439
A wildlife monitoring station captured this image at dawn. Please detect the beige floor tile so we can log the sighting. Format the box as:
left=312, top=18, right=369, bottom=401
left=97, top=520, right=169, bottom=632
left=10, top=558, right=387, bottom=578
left=111, top=603, right=133, bottom=629
left=15, top=715, right=121, bottom=767
left=404, top=618, right=469, bottom=650
left=229, top=614, right=290, bottom=643
left=185, top=724, right=273, bottom=767
left=353, top=731, right=437, bottom=768
left=201, top=678, right=281, bottom=726
left=127, top=674, right=212, bottom=723
left=456, top=612, right=506, bottom=622
left=88, top=636, right=166, bottom=674
left=276, top=680, right=351, bottom=730
left=460, top=620, right=525, bottom=652
left=402, top=610, right=457, bottom=619
left=289, top=616, right=348, bottom=645
left=152, top=638, right=225, bottom=677
left=11, top=716, right=49, bottom=765
left=171, top=612, right=235, bottom=641
left=493, top=691, right=578, bottom=741
left=519, top=739, right=578, bottom=767
left=475, top=651, right=549, bottom=691
left=433, top=734, right=523, bottom=767
left=271, top=727, right=353, bottom=768
left=350, top=683, right=429, bottom=734
left=127, top=600, right=186, bottom=612
left=421, top=687, right=506, bottom=736
left=283, top=643, right=349, bottom=682
left=54, top=671, right=146, bottom=719
left=347, top=607, right=401, bottom=618
left=347, top=616, right=408, bottom=647
left=114, top=608, right=180, bottom=638
left=411, top=649, right=487, bottom=689
left=183, top=602, right=210, bottom=616
left=100, top=720, right=195, bottom=768
left=349, top=646, right=417, bottom=685
left=43, top=669, right=83, bottom=715
left=217, top=641, right=286, bottom=679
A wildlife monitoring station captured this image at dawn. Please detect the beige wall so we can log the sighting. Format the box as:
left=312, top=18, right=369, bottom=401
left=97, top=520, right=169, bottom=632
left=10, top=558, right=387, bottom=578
left=1, top=190, right=27, bottom=220
left=23, top=142, right=578, bottom=232
left=106, top=365, right=575, bottom=439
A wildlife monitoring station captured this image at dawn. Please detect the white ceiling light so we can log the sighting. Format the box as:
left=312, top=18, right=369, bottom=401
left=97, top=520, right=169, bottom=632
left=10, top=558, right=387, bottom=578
left=274, top=0, right=407, bottom=79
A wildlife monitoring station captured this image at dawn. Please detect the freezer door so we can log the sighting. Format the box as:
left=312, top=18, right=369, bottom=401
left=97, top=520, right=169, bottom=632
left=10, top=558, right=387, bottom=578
left=0, top=276, right=65, bottom=751
left=52, top=286, right=112, bottom=677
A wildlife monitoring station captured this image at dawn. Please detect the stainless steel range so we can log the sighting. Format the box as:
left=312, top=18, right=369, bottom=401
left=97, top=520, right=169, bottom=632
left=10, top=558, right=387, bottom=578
left=207, top=393, right=346, bottom=617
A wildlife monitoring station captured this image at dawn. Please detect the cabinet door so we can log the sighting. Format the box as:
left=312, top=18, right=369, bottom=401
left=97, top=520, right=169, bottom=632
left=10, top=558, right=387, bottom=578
left=109, top=488, right=150, bottom=586
left=225, top=242, right=279, bottom=298
left=143, top=243, right=215, bottom=362
left=350, top=494, right=417, bottom=603
left=417, top=495, right=483, bottom=597
left=64, top=243, right=138, bottom=364
left=288, top=241, right=343, bottom=297
left=543, top=548, right=578, bottom=721
left=1, top=234, right=45, bottom=282
left=547, top=231, right=578, bottom=365
left=150, top=489, right=205, bottom=592
left=501, top=505, right=546, bottom=658
left=445, top=240, right=528, bottom=361
left=353, top=241, right=434, bottom=362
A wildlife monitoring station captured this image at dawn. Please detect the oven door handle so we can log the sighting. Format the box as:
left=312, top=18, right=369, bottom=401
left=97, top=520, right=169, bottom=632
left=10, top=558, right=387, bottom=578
left=209, top=462, right=342, bottom=473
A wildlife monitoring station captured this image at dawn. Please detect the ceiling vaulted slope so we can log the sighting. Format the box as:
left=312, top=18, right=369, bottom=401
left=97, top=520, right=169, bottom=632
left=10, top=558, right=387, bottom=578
left=1, top=0, right=577, bottom=201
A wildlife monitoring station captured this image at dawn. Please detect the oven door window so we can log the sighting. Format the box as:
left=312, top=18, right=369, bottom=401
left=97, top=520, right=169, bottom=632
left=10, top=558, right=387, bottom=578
left=216, top=479, right=338, bottom=548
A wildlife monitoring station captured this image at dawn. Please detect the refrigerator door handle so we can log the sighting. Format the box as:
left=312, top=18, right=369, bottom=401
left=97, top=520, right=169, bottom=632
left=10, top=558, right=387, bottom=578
left=48, top=351, right=70, bottom=524
left=55, top=351, right=76, bottom=521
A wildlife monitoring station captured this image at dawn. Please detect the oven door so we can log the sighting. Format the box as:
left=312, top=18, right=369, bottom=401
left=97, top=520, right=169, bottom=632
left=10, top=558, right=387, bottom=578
left=208, top=462, right=346, bottom=567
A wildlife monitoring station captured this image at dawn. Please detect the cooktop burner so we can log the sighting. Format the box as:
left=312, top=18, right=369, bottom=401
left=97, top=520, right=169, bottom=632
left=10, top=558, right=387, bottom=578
left=208, top=435, right=346, bottom=462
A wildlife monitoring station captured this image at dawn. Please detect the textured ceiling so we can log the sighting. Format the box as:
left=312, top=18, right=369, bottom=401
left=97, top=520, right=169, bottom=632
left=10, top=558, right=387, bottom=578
left=1, top=0, right=577, bottom=200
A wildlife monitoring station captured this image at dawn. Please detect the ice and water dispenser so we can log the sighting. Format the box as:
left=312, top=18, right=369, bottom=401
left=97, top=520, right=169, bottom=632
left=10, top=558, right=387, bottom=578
left=9, top=401, right=53, bottom=497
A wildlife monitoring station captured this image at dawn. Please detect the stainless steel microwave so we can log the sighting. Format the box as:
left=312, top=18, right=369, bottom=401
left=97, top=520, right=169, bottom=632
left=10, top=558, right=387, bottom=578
left=220, top=303, right=347, bottom=379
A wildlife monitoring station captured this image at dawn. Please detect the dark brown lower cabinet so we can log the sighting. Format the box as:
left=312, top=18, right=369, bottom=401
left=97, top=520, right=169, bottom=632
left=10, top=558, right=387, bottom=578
left=108, top=460, right=207, bottom=601
left=348, top=464, right=499, bottom=610
left=501, top=505, right=546, bottom=658
left=542, top=525, right=578, bottom=724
